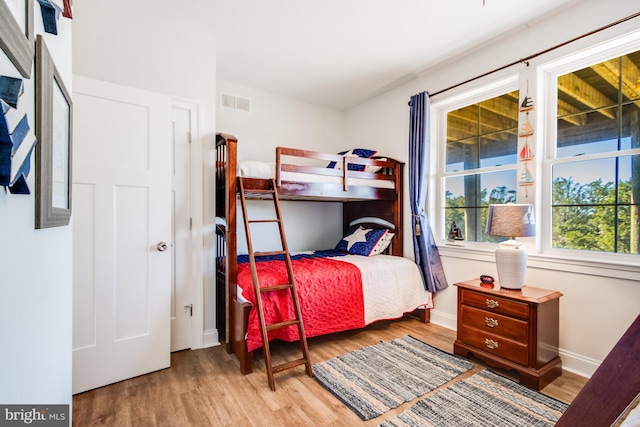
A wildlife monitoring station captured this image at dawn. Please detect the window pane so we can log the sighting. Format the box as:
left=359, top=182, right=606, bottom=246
left=447, top=91, right=518, bottom=171
left=551, top=155, right=639, bottom=254
left=480, top=132, right=517, bottom=167
left=479, top=90, right=518, bottom=134
left=558, top=60, right=618, bottom=111
left=621, top=104, right=640, bottom=150
left=557, top=50, right=640, bottom=159
left=446, top=138, right=478, bottom=172
left=617, top=205, right=632, bottom=254
left=552, top=158, right=616, bottom=205
left=482, top=170, right=517, bottom=205
left=618, top=154, right=638, bottom=201
left=552, top=205, right=615, bottom=251
left=447, top=105, right=478, bottom=141
left=557, top=107, right=618, bottom=157
left=621, top=52, right=640, bottom=103
left=445, top=175, right=478, bottom=206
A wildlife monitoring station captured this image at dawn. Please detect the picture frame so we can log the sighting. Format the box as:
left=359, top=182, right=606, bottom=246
left=35, top=35, right=73, bottom=229
left=0, top=0, right=34, bottom=78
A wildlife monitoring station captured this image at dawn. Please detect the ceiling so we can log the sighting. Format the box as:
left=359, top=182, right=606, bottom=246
left=211, top=0, right=578, bottom=110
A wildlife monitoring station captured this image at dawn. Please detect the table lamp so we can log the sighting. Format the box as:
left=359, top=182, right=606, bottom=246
left=485, top=203, right=536, bottom=289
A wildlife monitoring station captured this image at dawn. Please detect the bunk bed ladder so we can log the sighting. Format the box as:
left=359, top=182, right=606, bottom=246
left=237, top=177, right=313, bottom=391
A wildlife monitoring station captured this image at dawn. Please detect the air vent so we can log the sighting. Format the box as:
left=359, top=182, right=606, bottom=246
left=220, top=93, right=251, bottom=113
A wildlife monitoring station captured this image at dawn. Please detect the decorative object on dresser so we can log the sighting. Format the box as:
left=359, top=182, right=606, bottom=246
left=485, top=203, right=536, bottom=289
left=453, top=279, right=562, bottom=390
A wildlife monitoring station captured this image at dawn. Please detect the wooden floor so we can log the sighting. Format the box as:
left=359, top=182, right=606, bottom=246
left=73, top=317, right=588, bottom=426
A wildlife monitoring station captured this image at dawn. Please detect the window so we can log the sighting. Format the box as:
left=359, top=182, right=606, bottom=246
left=443, top=90, right=519, bottom=242
left=433, top=30, right=640, bottom=278
left=551, top=51, right=640, bottom=255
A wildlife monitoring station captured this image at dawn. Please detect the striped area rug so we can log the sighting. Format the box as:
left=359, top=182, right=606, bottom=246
left=312, top=335, right=473, bottom=421
left=380, top=369, right=568, bottom=427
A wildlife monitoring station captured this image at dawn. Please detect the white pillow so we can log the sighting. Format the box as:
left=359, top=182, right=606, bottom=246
left=238, top=160, right=272, bottom=179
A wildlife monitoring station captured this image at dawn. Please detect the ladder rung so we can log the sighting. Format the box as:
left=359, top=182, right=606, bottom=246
left=254, top=250, right=287, bottom=257
left=266, top=320, right=300, bottom=331
left=260, top=283, right=294, bottom=293
left=245, top=188, right=275, bottom=194
left=248, top=219, right=280, bottom=224
left=272, top=358, right=309, bottom=374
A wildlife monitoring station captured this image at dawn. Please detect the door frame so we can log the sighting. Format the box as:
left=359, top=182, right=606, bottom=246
left=172, top=99, right=205, bottom=349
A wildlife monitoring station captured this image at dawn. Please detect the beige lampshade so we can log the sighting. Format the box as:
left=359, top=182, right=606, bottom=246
left=485, top=204, right=536, bottom=238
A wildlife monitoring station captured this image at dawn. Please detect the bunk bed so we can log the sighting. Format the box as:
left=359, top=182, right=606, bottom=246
left=215, top=133, right=432, bottom=374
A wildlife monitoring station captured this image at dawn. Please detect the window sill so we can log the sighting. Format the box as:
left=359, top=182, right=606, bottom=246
left=437, top=243, right=640, bottom=281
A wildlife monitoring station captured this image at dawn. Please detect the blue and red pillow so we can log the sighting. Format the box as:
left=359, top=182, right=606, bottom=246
left=327, top=148, right=377, bottom=171
left=335, top=225, right=393, bottom=256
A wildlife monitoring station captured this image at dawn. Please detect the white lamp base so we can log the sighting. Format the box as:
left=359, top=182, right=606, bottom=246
left=495, top=239, right=528, bottom=290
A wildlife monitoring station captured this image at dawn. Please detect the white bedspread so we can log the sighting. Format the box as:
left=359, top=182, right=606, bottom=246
left=336, top=254, right=433, bottom=324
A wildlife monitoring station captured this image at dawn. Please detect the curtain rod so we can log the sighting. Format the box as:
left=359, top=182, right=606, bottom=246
left=409, top=10, right=640, bottom=104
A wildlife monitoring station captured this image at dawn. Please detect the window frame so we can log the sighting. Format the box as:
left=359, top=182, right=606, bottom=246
left=539, top=31, right=640, bottom=266
left=431, top=74, right=520, bottom=251
left=431, top=26, right=640, bottom=280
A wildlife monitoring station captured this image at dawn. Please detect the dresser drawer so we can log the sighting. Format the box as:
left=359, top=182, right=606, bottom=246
left=460, top=305, right=528, bottom=344
left=459, top=325, right=529, bottom=366
left=461, top=289, right=529, bottom=320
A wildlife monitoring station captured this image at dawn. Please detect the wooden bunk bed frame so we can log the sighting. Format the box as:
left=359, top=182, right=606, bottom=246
left=215, top=133, right=429, bottom=374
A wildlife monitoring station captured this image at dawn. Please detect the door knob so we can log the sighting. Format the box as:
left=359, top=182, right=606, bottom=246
left=157, top=242, right=168, bottom=252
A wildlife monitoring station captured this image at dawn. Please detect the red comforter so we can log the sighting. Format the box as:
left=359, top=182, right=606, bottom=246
left=237, top=254, right=365, bottom=352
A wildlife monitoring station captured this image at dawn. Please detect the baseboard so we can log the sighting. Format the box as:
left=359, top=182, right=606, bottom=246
left=558, top=348, right=599, bottom=379
left=429, top=309, right=457, bottom=331
left=429, top=310, right=598, bottom=379
left=203, top=329, right=220, bottom=348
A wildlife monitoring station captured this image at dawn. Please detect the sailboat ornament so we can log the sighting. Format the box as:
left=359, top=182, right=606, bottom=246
left=520, top=81, right=534, bottom=112
left=520, top=139, right=534, bottom=160
left=519, top=81, right=534, bottom=136
left=520, top=94, right=534, bottom=111
left=519, top=163, right=534, bottom=197
left=518, top=80, right=535, bottom=197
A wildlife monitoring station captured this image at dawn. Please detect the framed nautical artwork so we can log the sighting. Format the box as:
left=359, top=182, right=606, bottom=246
left=0, top=0, right=34, bottom=78
left=35, top=35, right=73, bottom=228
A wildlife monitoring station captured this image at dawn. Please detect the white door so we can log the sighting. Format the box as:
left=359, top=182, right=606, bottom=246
left=170, top=104, right=194, bottom=352
left=72, top=76, right=173, bottom=394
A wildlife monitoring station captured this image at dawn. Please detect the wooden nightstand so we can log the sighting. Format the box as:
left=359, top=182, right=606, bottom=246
left=453, top=279, right=563, bottom=390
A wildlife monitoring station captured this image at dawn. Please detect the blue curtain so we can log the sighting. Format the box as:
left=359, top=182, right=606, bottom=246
left=409, top=92, right=448, bottom=292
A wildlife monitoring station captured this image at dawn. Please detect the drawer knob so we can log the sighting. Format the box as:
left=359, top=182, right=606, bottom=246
left=486, top=299, right=499, bottom=309
left=485, top=317, right=499, bottom=328
left=485, top=338, right=499, bottom=349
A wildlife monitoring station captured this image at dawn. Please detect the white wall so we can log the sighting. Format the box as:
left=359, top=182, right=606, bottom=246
left=0, top=2, right=73, bottom=410
left=344, top=0, right=640, bottom=377
left=216, top=80, right=347, bottom=255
